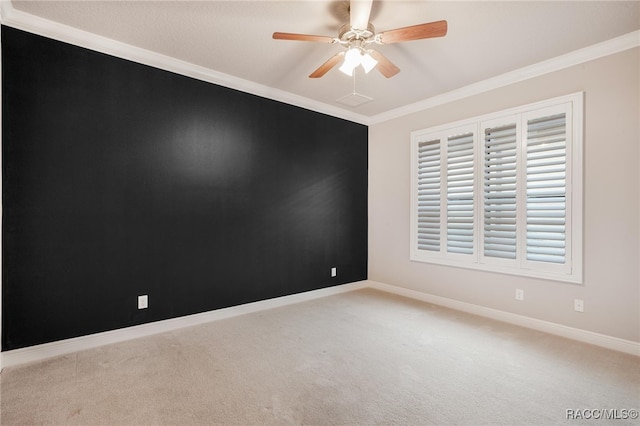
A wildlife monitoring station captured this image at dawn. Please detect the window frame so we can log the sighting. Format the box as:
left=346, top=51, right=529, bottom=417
left=410, top=92, right=583, bottom=284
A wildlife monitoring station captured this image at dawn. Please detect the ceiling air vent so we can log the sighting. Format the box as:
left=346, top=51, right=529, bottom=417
left=336, top=92, right=373, bottom=108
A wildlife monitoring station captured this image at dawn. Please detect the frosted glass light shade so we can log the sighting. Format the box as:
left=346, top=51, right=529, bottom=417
left=361, top=52, right=378, bottom=73
left=339, top=48, right=362, bottom=76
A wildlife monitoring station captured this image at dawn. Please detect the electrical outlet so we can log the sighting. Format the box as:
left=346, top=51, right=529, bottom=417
left=138, top=295, right=148, bottom=310
left=331, top=267, right=337, bottom=277
left=515, top=289, right=524, bottom=301
left=574, top=299, right=584, bottom=312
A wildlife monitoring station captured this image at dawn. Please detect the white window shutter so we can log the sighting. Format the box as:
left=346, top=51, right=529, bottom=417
left=447, top=132, right=475, bottom=255
left=525, top=112, right=567, bottom=265
left=410, top=92, right=582, bottom=283
left=482, top=121, right=518, bottom=260
left=417, top=139, right=441, bottom=252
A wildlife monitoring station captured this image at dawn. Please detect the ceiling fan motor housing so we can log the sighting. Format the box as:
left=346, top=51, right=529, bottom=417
left=272, top=0, right=447, bottom=79
left=338, top=23, right=376, bottom=45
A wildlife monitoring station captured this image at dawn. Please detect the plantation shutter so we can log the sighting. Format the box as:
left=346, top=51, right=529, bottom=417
left=417, top=139, right=441, bottom=252
left=483, top=122, right=517, bottom=260
left=525, top=113, right=567, bottom=264
left=411, top=93, right=581, bottom=282
left=447, top=132, right=474, bottom=254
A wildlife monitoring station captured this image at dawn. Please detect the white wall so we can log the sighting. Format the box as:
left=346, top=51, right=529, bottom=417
left=368, top=47, right=639, bottom=342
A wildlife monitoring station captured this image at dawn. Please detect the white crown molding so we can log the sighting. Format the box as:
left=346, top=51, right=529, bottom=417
left=0, top=2, right=638, bottom=368
left=367, top=281, right=640, bottom=357
left=368, top=30, right=640, bottom=125
left=0, top=1, right=370, bottom=125
left=1, top=1, right=638, bottom=126
left=0, top=281, right=368, bottom=369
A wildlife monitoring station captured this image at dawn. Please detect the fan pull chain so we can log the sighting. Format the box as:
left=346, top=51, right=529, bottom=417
left=352, top=70, right=357, bottom=94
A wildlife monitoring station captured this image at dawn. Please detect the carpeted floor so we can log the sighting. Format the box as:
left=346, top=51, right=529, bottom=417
left=1, top=288, right=639, bottom=425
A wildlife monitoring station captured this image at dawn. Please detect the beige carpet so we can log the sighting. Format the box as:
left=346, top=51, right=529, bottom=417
left=1, top=288, right=638, bottom=425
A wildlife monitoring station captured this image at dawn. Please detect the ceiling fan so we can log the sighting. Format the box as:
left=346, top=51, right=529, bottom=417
left=272, top=0, right=447, bottom=78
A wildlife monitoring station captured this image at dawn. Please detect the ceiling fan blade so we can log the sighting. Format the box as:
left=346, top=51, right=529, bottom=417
left=350, top=0, right=373, bottom=30
left=378, top=20, right=448, bottom=44
left=272, top=32, right=335, bottom=43
left=369, top=50, right=400, bottom=78
left=309, top=52, right=345, bottom=78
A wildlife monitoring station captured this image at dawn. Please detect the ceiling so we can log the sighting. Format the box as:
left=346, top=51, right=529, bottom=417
left=6, top=1, right=640, bottom=123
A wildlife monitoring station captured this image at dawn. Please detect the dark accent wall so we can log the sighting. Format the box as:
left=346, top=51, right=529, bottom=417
left=2, top=26, right=368, bottom=351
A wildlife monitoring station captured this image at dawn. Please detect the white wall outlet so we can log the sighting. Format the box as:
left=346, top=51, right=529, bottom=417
left=138, top=295, right=148, bottom=310
left=515, top=289, right=524, bottom=301
left=331, top=267, right=337, bottom=277
left=574, top=299, right=584, bottom=312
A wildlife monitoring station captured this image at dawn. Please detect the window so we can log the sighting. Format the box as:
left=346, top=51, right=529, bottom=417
left=410, top=93, right=583, bottom=283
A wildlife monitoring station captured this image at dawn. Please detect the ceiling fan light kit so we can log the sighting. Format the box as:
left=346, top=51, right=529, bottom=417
left=338, top=45, right=378, bottom=76
left=359, top=51, right=378, bottom=74
left=272, top=0, right=447, bottom=79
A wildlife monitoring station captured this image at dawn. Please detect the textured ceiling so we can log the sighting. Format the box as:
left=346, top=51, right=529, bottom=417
left=8, top=1, right=640, bottom=121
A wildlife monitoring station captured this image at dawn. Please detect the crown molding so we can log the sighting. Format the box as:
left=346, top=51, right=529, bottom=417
left=0, top=2, right=638, bottom=127
left=368, top=30, right=640, bottom=125
left=0, top=1, right=370, bottom=125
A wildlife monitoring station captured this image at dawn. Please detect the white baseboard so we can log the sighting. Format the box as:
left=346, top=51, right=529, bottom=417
left=0, top=281, right=368, bottom=369
left=2, top=279, right=637, bottom=369
left=366, top=280, right=640, bottom=357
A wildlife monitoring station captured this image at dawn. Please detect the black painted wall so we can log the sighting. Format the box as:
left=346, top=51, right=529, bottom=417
left=2, top=26, right=368, bottom=351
